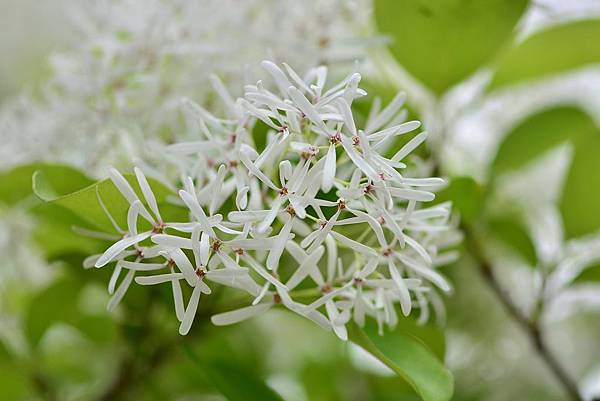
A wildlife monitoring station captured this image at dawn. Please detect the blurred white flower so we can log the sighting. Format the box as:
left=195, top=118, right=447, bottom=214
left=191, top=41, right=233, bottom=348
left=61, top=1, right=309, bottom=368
left=0, top=0, right=372, bottom=174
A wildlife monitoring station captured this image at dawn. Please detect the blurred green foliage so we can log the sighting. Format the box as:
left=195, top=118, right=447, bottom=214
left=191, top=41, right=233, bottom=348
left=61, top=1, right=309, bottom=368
left=348, top=320, right=453, bottom=401
left=489, top=19, right=600, bottom=90
left=2, top=1, right=600, bottom=400
left=374, top=0, right=528, bottom=93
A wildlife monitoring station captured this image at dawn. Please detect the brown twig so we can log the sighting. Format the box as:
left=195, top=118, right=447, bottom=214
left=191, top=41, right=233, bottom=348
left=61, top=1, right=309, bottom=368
left=464, top=226, right=585, bottom=401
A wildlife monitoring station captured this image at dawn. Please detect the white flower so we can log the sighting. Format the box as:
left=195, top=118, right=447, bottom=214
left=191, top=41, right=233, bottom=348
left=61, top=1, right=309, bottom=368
left=81, top=60, right=459, bottom=337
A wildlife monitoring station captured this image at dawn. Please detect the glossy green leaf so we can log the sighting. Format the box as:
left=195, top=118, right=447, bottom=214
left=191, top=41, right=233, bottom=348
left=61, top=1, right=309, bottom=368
left=0, top=163, right=93, bottom=206
left=489, top=19, right=600, bottom=90
left=0, top=164, right=107, bottom=257
left=348, top=321, right=453, bottom=401
left=560, top=133, right=600, bottom=238
left=491, top=107, right=596, bottom=178
left=31, top=203, right=106, bottom=259
left=183, top=344, right=285, bottom=401
left=34, top=171, right=183, bottom=233
left=374, top=0, right=528, bottom=94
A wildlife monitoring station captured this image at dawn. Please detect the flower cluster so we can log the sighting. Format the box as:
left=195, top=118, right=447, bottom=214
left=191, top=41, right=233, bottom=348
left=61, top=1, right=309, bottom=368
left=86, top=61, right=460, bottom=338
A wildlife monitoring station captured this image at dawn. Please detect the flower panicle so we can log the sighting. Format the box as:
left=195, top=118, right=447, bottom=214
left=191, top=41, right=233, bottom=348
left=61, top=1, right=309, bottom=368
left=85, top=60, right=460, bottom=338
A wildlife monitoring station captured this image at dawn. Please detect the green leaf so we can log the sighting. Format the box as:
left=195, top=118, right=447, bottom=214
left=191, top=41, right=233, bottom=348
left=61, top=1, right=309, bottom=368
left=31, top=203, right=106, bottom=259
left=560, top=133, right=600, bottom=238
left=487, top=217, right=537, bottom=266
left=25, top=278, right=120, bottom=347
left=393, top=316, right=446, bottom=361
left=0, top=164, right=106, bottom=257
left=0, top=163, right=93, bottom=206
left=489, top=19, right=600, bottom=90
left=348, top=321, right=453, bottom=401
left=0, top=342, right=29, bottom=401
left=490, top=107, right=595, bottom=178
left=374, top=0, right=528, bottom=94
left=572, top=262, right=600, bottom=284
left=490, top=106, right=600, bottom=239
left=76, top=314, right=118, bottom=345
left=434, top=176, right=484, bottom=225
left=25, top=278, right=82, bottom=346
left=183, top=344, right=284, bottom=401
left=34, top=172, right=182, bottom=233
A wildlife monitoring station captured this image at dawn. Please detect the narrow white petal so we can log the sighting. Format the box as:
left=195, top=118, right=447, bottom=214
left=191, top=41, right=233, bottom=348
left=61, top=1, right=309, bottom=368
left=239, top=152, right=278, bottom=190
left=195, top=278, right=212, bottom=295
left=341, top=136, right=378, bottom=181
left=83, top=254, right=101, bottom=269
left=282, top=62, right=313, bottom=95
left=349, top=209, right=387, bottom=248
left=191, top=226, right=202, bottom=268
left=326, top=300, right=348, bottom=341
left=108, top=262, right=122, bottom=295
left=252, top=283, right=270, bottom=305
left=288, top=86, right=329, bottom=135
left=179, top=285, right=202, bottom=335
left=209, top=164, right=227, bottom=215
left=200, top=232, right=210, bottom=266
left=107, top=269, right=135, bottom=311
left=211, top=303, right=272, bottom=326
left=136, top=273, right=184, bottom=285
left=206, top=268, right=248, bottom=281
left=388, top=259, right=412, bottom=316
left=242, top=254, right=288, bottom=290
left=366, top=92, right=406, bottom=133
left=120, top=261, right=166, bottom=271
left=151, top=234, right=193, bottom=249
left=134, top=166, right=162, bottom=222
left=336, top=98, right=357, bottom=136
left=108, top=167, right=138, bottom=204
left=404, top=235, right=433, bottom=264
left=168, top=248, right=198, bottom=286
left=330, top=231, right=377, bottom=256
left=306, top=209, right=340, bottom=254
left=127, top=200, right=150, bottom=235
left=358, top=257, right=380, bottom=279
left=171, top=269, right=185, bottom=321
left=322, top=144, right=336, bottom=192
left=95, top=232, right=151, bottom=267
left=325, top=234, right=338, bottom=283
left=287, top=246, right=325, bottom=289
left=368, top=121, right=420, bottom=141
left=226, top=237, right=277, bottom=251
left=267, top=217, right=294, bottom=270
left=392, top=132, right=428, bottom=163
left=257, top=196, right=283, bottom=233
left=236, top=186, right=250, bottom=210
left=399, top=255, right=451, bottom=293
left=388, top=187, right=435, bottom=202
left=179, top=190, right=216, bottom=237
left=261, top=60, right=292, bottom=95
left=228, top=210, right=270, bottom=223
left=303, top=282, right=352, bottom=312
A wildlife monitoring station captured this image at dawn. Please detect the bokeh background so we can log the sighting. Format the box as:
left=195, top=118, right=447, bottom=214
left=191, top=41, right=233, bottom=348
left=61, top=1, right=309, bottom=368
left=1, top=1, right=600, bottom=400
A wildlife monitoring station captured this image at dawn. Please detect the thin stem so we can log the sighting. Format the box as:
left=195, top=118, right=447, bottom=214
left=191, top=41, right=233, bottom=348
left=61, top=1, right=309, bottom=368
left=464, top=225, right=585, bottom=401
